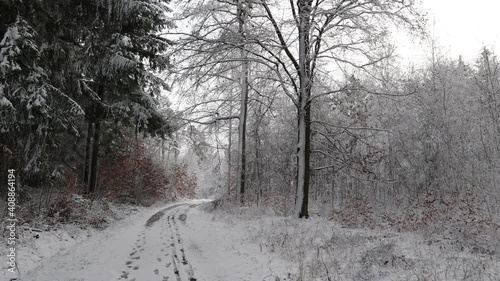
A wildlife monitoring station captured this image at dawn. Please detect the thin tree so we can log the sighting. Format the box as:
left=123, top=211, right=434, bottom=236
left=236, top=0, right=250, bottom=203
left=172, top=0, right=254, bottom=201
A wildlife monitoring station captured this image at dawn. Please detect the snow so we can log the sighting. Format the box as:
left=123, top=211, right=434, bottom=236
left=180, top=206, right=294, bottom=280
left=0, top=96, right=13, bottom=108
left=4, top=199, right=498, bottom=281
left=6, top=199, right=293, bottom=281
left=239, top=212, right=500, bottom=281
left=13, top=202, right=178, bottom=281
left=0, top=202, right=146, bottom=281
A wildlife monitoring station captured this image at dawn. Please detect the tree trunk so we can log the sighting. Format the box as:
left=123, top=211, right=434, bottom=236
left=83, top=121, right=92, bottom=184
left=254, top=108, right=262, bottom=207
left=295, top=0, right=313, bottom=218
left=87, top=120, right=100, bottom=193
left=227, top=104, right=233, bottom=196
left=296, top=102, right=311, bottom=218
left=87, top=84, right=104, bottom=194
left=236, top=0, right=249, bottom=204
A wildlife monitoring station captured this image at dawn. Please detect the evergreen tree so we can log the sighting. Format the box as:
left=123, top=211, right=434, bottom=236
left=0, top=0, right=176, bottom=197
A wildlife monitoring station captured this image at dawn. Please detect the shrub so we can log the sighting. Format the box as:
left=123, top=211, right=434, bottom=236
left=102, top=140, right=171, bottom=204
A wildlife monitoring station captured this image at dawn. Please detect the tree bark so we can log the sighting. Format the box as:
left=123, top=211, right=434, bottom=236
left=295, top=0, right=313, bottom=218
left=83, top=121, right=92, bottom=184
left=227, top=104, right=233, bottom=196
left=236, top=0, right=249, bottom=204
left=87, top=120, right=100, bottom=193
left=87, top=84, right=104, bottom=194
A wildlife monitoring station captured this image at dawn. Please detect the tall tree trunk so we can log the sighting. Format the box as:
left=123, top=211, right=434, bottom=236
left=83, top=121, right=92, bottom=184
left=295, top=0, right=313, bottom=218
left=87, top=84, right=104, bottom=194
left=227, top=104, right=233, bottom=196
left=161, top=138, right=165, bottom=162
left=255, top=110, right=262, bottom=207
left=236, top=0, right=249, bottom=204
left=87, top=120, right=100, bottom=193
left=296, top=102, right=311, bottom=218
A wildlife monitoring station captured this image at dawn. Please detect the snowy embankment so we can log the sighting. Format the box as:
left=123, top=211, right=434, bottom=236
left=1, top=199, right=152, bottom=281
left=209, top=203, right=500, bottom=281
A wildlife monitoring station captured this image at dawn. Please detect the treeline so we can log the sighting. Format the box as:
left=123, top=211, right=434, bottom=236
left=201, top=49, right=500, bottom=224
left=235, top=50, right=500, bottom=224
left=0, top=0, right=178, bottom=205
left=174, top=0, right=499, bottom=222
left=2, top=0, right=499, bottom=225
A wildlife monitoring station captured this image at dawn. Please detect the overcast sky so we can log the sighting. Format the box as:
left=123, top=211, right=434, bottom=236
left=399, top=0, right=500, bottom=64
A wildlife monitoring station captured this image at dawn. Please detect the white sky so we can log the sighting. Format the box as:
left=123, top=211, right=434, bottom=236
left=398, top=0, right=500, bottom=64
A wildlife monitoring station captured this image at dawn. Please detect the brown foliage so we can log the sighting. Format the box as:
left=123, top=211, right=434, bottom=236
left=63, top=170, right=76, bottom=204
left=338, top=194, right=374, bottom=228
left=102, top=140, right=171, bottom=204
left=173, top=163, right=197, bottom=198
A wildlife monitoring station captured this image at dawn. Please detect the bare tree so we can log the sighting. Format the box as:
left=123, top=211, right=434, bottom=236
left=253, top=0, right=424, bottom=218
left=236, top=0, right=250, bottom=204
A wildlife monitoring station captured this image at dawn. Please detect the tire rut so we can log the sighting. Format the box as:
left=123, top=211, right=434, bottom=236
left=115, top=204, right=196, bottom=281
left=167, top=208, right=197, bottom=281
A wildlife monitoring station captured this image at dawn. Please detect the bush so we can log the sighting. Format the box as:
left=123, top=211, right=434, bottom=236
left=101, top=140, right=172, bottom=204
left=172, top=163, right=197, bottom=198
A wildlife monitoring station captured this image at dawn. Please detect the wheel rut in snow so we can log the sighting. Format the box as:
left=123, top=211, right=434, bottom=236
left=116, top=203, right=196, bottom=281
left=167, top=208, right=197, bottom=281
left=145, top=203, right=188, bottom=228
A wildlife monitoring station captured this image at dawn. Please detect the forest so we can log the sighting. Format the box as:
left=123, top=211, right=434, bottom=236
left=2, top=0, right=499, bottom=218
left=1, top=0, right=500, bottom=280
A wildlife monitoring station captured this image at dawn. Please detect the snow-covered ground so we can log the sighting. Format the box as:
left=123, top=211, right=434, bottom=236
left=4, top=199, right=294, bottom=281
left=229, top=209, right=500, bottom=281
left=3, top=198, right=499, bottom=281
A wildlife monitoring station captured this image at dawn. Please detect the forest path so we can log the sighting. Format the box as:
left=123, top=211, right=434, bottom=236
left=20, top=200, right=290, bottom=281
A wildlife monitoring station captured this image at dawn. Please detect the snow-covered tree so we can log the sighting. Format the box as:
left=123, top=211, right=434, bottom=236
left=251, top=0, right=425, bottom=218
left=0, top=0, right=176, bottom=197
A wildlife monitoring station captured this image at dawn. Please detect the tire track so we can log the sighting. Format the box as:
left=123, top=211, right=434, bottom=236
left=115, top=203, right=194, bottom=281
left=167, top=208, right=197, bottom=281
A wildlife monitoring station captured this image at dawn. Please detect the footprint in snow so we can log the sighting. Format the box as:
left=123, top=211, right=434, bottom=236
left=125, top=261, right=132, bottom=265
left=133, top=265, right=139, bottom=270
left=157, top=257, right=162, bottom=262
left=120, top=271, right=129, bottom=279
left=132, top=256, right=140, bottom=260
left=154, top=269, right=159, bottom=274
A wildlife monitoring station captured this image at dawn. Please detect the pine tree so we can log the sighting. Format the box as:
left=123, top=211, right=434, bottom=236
left=1, top=0, right=176, bottom=197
